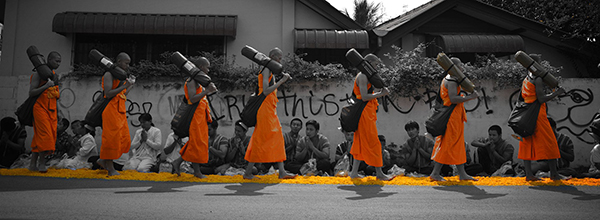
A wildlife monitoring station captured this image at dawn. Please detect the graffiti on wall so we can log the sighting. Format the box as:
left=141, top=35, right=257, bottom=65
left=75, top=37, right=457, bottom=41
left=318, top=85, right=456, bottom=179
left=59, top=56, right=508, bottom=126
left=57, top=83, right=598, bottom=144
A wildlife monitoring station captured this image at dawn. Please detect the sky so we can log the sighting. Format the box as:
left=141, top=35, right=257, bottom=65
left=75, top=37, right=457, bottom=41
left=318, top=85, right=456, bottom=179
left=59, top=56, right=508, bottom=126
left=327, top=0, right=432, bottom=21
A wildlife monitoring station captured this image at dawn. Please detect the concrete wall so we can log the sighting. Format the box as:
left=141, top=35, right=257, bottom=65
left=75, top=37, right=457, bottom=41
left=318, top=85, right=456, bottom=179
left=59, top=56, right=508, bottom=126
left=9, top=76, right=599, bottom=168
left=0, top=0, right=349, bottom=79
left=0, top=0, right=354, bottom=118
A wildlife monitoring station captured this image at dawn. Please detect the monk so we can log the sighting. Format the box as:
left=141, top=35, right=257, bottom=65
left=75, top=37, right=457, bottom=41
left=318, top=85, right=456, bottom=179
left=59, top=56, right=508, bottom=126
left=29, top=51, right=61, bottom=173
left=172, top=57, right=217, bottom=179
left=429, top=57, right=479, bottom=182
left=96, top=52, right=135, bottom=176
left=518, top=55, right=566, bottom=181
left=243, top=47, right=296, bottom=180
left=348, top=54, right=393, bottom=181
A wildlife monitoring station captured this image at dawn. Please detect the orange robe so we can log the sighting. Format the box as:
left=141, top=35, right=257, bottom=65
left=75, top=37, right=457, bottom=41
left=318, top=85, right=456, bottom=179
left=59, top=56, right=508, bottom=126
left=31, top=71, right=60, bottom=153
left=431, top=76, right=467, bottom=165
left=100, top=77, right=131, bottom=160
left=518, top=76, right=560, bottom=160
left=245, top=73, right=286, bottom=163
left=179, top=80, right=212, bottom=164
left=350, top=76, right=383, bottom=167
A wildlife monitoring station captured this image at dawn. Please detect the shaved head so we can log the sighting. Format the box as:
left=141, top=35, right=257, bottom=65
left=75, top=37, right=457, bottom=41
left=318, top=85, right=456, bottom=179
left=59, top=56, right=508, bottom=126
left=116, top=52, right=131, bottom=62
left=269, top=47, right=283, bottom=58
left=191, top=57, right=210, bottom=68
left=47, top=51, right=62, bottom=70
left=48, top=51, right=61, bottom=60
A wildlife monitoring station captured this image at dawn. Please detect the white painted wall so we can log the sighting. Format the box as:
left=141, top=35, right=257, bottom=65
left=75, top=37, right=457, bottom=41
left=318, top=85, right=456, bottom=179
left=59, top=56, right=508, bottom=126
left=13, top=77, right=600, bottom=168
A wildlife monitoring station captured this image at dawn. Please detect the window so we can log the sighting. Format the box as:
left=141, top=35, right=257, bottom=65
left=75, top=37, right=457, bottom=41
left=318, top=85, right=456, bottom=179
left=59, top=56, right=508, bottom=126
left=74, top=33, right=225, bottom=64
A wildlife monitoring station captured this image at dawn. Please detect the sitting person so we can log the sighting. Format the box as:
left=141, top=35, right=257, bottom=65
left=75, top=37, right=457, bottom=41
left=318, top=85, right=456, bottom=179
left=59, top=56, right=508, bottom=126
left=284, top=118, right=303, bottom=166
left=151, top=131, right=189, bottom=173
left=54, top=118, right=75, bottom=158
left=122, top=113, right=162, bottom=172
left=0, top=117, right=27, bottom=168
left=471, top=125, right=514, bottom=175
left=56, top=120, right=97, bottom=170
left=217, top=120, right=257, bottom=175
left=585, top=116, right=600, bottom=177
left=286, top=120, right=332, bottom=175
left=529, top=118, right=574, bottom=174
left=401, top=121, right=434, bottom=175
left=333, top=130, right=353, bottom=166
left=200, top=120, right=228, bottom=174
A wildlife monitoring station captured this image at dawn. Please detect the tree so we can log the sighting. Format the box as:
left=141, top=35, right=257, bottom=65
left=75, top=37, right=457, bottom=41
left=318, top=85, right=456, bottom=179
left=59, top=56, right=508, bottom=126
left=479, top=0, right=599, bottom=45
left=345, top=0, right=384, bottom=30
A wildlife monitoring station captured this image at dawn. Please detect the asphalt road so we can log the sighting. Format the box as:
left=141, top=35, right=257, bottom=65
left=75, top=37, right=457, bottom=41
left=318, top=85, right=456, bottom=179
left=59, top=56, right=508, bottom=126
left=1, top=175, right=599, bottom=219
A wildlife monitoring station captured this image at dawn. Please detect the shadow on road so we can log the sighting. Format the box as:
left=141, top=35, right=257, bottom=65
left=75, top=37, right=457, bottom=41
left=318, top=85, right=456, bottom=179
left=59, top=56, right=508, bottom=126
left=337, top=185, right=397, bottom=200
left=204, top=183, right=276, bottom=196
left=529, top=185, right=600, bottom=201
left=432, top=185, right=507, bottom=200
left=0, top=175, right=197, bottom=193
left=115, top=182, right=199, bottom=194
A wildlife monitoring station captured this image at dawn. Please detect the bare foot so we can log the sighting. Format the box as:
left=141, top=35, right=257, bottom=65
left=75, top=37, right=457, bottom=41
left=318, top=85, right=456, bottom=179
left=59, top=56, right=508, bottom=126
left=38, top=165, right=48, bottom=173
left=107, top=170, right=120, bottom=176
left=459, top=175, right=478, bottom=181
left=550, top=174, right=571, bottom=181
left=376, top=174, right=394, bottom=181
left=96, top=159, right=106, bottom=169
left=526, top=176, right=541, bottom=181
left=349, top=173, right=364, bottom=179
left=193, top=173, right=207, bottom=179
left=279, top=173, right=297, bottom=179
left=172, top=160, right=182, bottom=176
left=28, top=166, right=39, bottom=172
left=243, top=174, right=258, bottom=180
left=429, top=175, right=446, bottom=182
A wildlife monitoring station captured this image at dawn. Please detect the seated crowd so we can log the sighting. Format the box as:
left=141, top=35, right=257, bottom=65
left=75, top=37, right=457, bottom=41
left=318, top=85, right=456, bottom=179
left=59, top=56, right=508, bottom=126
left=2, top=114, right=600, bottom=179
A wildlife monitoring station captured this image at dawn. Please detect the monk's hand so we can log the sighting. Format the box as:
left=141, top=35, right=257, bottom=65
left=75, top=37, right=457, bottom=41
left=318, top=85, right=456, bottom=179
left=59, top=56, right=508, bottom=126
left=554, top=87, right=566, bottom=96
left=45, top=79, right=55, bottom=88
left=381, top=87, right=390, bottom=96
left=126, top=75, right=136, bottom=86
left=206, top=83, right=218, bottom=94
left=282, top=73, right=292, bottom=82
left=469, top=90, right=480, bottom=100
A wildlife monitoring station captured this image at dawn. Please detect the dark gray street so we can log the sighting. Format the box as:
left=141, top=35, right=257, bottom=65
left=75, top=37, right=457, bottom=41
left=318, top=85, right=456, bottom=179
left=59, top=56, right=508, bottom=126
left=1, top=175, right=599, bottom=219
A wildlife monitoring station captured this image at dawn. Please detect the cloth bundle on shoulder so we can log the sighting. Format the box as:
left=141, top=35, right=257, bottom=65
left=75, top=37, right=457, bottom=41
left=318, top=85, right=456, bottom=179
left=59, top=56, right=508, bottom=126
left=339, top=92, right=369, bottom=132
left=85, top=96, right=110, bottom=127
left=171, top=97, right=199, bottom=138
left=15, top=95, right=40, bottom=127
left=508, top=90, right=541, bottom=138
left=85, top=81, right=125, bottom=127
left=425, top=90, right=456, bottom=137
left=239, top=66, right=271, bottom=127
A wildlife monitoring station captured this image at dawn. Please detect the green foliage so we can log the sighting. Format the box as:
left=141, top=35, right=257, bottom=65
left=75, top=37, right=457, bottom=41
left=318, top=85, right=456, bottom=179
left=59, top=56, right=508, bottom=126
left=380, top=44, right=443, bottom=97
left=282, top=53, right=353, bottom=84
left=479, top=0, right=599, bottom=43
left=69, top=45, right=563, bottom=96
left=70, top=51, right=353, bottom=92
left=380, top=44, right=562, bottom=97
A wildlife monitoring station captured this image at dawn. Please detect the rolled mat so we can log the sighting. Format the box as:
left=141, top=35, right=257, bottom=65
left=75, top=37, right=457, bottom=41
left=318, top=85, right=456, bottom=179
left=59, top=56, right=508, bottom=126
left=170, top=51, right=212, bottom=87
left=345, top=48, right=386, bottom=88
left=436, top=53, right=475, bottom=93
left=515, top=51, right=559, bottom=88
left=26, top=46, right=54, bottom=81
left=88, top=49, right=127, bottom=80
